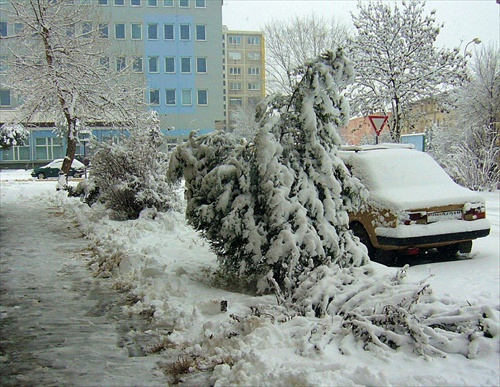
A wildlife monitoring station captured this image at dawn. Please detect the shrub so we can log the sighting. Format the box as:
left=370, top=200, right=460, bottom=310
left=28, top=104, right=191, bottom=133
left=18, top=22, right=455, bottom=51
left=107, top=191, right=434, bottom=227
left=92, top=113, right=181, bottom=220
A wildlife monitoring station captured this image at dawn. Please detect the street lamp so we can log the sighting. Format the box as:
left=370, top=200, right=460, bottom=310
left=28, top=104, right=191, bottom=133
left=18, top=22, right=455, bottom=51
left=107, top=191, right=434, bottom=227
left=464, top=38, right=481, bottom=57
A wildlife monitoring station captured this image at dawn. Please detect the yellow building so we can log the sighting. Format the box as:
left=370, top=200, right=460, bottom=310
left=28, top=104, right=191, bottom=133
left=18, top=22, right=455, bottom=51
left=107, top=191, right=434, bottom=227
left=404, top=98, right=456, bottom=134
left=223, top=28, right=266, bottom=130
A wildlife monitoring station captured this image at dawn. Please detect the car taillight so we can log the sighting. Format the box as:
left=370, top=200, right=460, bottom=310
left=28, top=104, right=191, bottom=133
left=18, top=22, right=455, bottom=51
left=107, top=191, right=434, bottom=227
left=462, top=203, right=486, bottom=220
left=401, top=211, right=427, bottom=225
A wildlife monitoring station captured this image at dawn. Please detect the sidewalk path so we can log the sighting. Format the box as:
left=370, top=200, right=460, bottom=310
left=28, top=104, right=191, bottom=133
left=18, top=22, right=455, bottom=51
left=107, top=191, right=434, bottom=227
left=0, top=180, right=167, bottom=386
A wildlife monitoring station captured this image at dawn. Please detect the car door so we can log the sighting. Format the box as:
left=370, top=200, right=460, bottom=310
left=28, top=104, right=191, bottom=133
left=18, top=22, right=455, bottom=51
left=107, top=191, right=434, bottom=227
left=47, top=161, right=63, bottom=177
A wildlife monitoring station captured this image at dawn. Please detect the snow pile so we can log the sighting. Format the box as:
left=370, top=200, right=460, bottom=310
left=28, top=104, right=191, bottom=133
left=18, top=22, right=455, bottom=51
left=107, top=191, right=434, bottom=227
left=50, top=188, right=500, bottom=386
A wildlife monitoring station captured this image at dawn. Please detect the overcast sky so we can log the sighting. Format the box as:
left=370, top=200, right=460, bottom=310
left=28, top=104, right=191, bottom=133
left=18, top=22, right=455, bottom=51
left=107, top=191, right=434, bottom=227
left=222, top=0, right=499, bottom=50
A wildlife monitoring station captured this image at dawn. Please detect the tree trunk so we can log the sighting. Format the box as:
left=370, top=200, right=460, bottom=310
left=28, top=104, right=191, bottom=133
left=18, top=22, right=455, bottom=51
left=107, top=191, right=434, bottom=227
left=61, top=119, right=77, bottom=176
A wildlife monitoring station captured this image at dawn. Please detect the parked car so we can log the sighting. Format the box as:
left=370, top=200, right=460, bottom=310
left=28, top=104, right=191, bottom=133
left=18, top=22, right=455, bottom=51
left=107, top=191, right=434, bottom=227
left=338, top=145, right=491, bottom=262
left=31, top=158, right=85, bottom=179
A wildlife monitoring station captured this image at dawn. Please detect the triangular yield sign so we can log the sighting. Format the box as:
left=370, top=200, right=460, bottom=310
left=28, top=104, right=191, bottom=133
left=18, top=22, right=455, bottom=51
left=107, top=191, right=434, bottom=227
left=368, top=115, right=389, bottom=136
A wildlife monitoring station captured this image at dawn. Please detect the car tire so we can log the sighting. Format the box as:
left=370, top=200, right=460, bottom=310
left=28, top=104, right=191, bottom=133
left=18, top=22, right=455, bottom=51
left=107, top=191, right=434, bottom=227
left=350, top=222, right=376, bottom=257
left=437, top=243, right=460, bottom=257
left=37, top=172, right=45, bottom=179
left=350, top=222, right=395, bottom=265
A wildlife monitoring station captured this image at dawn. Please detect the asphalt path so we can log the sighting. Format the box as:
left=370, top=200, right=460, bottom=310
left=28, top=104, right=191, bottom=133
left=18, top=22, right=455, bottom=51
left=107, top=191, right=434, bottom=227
left=0, top=182, right=167, bottom=386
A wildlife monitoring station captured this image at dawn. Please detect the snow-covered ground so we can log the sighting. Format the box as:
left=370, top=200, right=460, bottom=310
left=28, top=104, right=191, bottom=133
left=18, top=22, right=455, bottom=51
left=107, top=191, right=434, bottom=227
left=1, top=168, right=499, bottom=386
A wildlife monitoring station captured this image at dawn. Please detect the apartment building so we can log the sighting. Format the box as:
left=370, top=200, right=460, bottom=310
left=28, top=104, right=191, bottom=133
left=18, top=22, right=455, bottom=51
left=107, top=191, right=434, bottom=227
left=223, top=28, right=265, bottom=130
left=0, top=0, right=224, bottom=167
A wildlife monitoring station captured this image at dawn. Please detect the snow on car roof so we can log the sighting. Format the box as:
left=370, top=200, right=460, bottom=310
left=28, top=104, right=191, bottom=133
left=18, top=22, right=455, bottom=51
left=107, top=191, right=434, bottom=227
left=338, top=147, right=485, bottom=210
left=47, top=158, right=85, bottom=169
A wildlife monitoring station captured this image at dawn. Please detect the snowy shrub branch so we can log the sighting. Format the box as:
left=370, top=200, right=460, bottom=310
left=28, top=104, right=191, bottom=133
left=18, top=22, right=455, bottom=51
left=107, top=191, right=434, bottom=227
left=0, top=124, right=29, bottom=150
left=91, top=112, right=181, bottom=220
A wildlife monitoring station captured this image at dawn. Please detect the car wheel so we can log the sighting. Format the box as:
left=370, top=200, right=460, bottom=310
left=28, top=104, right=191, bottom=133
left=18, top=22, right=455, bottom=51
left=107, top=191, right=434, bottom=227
left=37, top=172, right=46, bottom=179
left=350, top=222, right=376, bottom=256
left=437, top=243, right=460, bottom=257
left=350, top=222, right=395, bottom=265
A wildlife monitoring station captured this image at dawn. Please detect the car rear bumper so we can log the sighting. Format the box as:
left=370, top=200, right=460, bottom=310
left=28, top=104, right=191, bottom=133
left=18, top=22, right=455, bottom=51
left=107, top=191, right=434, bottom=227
left=375, top=219, right=491, bottom=248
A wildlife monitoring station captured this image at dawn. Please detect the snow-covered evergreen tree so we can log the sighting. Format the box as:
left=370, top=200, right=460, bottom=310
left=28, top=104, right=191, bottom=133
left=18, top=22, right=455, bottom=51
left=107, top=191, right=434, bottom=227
left=169, top=49, right=368, bottom=302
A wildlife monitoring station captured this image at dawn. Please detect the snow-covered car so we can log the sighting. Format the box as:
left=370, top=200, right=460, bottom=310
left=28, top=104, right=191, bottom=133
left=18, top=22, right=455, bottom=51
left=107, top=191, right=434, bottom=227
left=31, top=158, right=85, bottom=179
left=339, top=145, right=491, bottom=262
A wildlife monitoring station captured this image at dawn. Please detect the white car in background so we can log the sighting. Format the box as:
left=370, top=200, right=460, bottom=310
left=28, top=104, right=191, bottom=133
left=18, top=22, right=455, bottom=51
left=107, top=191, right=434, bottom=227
left=339, top=145, right=491, bottom=263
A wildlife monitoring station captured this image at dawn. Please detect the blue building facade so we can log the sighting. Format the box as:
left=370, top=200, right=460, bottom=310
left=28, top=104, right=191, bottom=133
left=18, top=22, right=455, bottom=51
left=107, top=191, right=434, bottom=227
left=0, top=0, right=224, bottom=168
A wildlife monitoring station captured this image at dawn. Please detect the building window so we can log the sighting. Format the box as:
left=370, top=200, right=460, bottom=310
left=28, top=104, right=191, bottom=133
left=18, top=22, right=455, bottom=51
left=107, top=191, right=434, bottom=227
left=166, top=89, right=176, bottom=105
left=147, top=0, right=157, bottom=5
left=66, top=24, right=76, bottom=37
left=133, top=57, right=143, bottom=72
left=82, top=22, right=92, bottom=38
left=165, top=56, right=175, bottom=73
left=98, top=0, right=108, bottom=5
left=229, top=82, right=242, bottom=90
left=35, top=137, right=63, bottom=160
left=179, top=0, right=189, bottom=7
left=116, top=57, right=126, bottom=71
left=115, top=23, right=125, bottom=39
left=0, top=89, right=11, bottom=106
left=14, top=23, right=24, bottom=35
left=149, top=89, right=160, bottom=105
left=99, top=24, right=109, bottom=38
left=131, top=0, right=141, bottom=6
left=196, top=57, right=207, bottom=73
left=248, top=83, right=260, bottom=90
left=180, top=24, right=190, bottom=40
left=99, top=57, right=109, bottom=71
left=228, top=36, right=241, bottom=44
left=163, top=0, right=173, bottom=6
left=248, top=67, right=260, bottom=75
left=229, top=97, right=242, bottom=106
left=0, top=55, right=8, bottom=72
left=131, top=23, right=142, bottom=40
left=247, top=36, right=260, bottom=45
left=114, top=0, right=124, bottom=5
left=164, top=24, right=174, bottom=40
left=0, top=22, right=6, bottom=38
left=148, top=56, right=159, bottom=73
left=229, top=67, right=241, bottom=75
left=247, top=52, right=261, bottom=60
left=197, top=89, right=208, bottom=105
left=180, top=57, right=191, bottom=73
left=195, top=25, right=206, bottom=41
left=1, top=139, right=30, bottom=161
left=195, top=0, right=205, bottom=7
left=148, top=23, right=158, bottom=40
left=181, top=89, right=192, bottom=106
left=228, top=52, right=241, bottom=60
